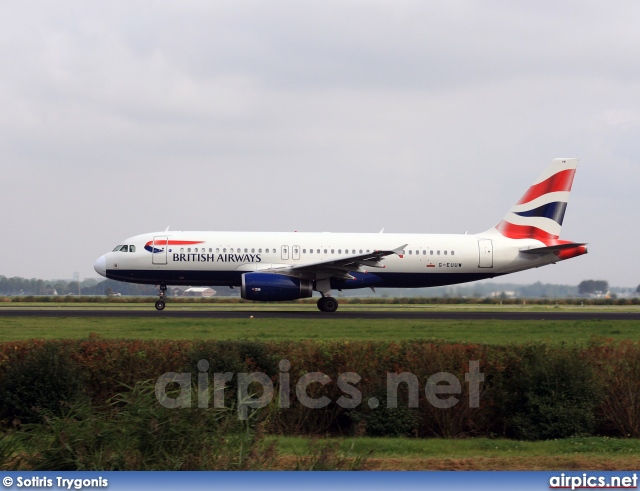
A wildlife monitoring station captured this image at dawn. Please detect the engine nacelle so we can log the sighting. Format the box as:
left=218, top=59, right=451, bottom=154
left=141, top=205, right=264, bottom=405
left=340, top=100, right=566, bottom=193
left=241, top=273, right=313, bottom=301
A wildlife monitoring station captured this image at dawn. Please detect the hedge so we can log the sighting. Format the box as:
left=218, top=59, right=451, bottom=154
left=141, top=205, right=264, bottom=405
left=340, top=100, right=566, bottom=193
left=1, top=339, right=639, bottom=440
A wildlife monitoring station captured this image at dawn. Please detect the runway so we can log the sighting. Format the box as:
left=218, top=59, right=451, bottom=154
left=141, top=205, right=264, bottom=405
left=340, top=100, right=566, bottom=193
left=0, top=309, right=639, bottom=321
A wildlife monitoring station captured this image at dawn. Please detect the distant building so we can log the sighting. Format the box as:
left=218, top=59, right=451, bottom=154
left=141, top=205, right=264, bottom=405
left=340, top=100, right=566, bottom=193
left=183, top=287, right=216, bottom=298
left=490, top=291, right=516, bottom=299
left=581, top=291, right=611, bottom=299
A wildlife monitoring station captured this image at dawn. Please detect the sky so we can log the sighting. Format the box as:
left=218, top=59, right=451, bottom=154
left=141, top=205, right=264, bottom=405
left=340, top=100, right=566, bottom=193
left=1, top=1, right=639, bottom=287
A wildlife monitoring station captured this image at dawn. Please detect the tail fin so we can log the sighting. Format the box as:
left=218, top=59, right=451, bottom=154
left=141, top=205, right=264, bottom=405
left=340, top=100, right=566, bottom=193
left=486, top=158, right=578, bottom=244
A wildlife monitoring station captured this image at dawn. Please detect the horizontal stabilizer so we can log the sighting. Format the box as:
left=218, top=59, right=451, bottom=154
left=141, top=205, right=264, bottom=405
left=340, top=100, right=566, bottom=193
left=520, top=243, right=586, bottom=255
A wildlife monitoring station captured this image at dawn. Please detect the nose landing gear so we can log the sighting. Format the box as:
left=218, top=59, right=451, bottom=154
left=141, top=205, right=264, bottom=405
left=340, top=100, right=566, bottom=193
left=155, top=284, right=167, bottom=311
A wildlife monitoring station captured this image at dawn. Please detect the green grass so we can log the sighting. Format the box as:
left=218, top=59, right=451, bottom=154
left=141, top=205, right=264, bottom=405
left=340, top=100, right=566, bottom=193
left=2, top=301, right=640, bottom=312
left=273, top=436, right=640, bottom=458
left=0, top=317, right=639, bottom=344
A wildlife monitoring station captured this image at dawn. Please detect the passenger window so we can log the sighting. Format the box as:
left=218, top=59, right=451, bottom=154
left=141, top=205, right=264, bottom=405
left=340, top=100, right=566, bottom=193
left=251, top=248, right=255, bottom=253
left=331, top=249, right=335, bottom=254
left=444, top=251, right=448, bottom=255
left=216, top=248, right=220, bottom=253
left=409, top=250, right=412, bottom=255
left=258, top=248, right=262, bottom=253
left=430, top=250, right=434, bottom=255
left=437, top=250, right=440, bottom=255
left=359, top=249, right=363, bottom=254
left=244, top=248, right=248, bottom=253
left=223, top=248, right=227, bottom=253
left=338, top=249, right=342, bottom=254
left=451, top=251, right=455, bottom=256
left=130, top=245, right=136, bottom=253
left=317, top=249, right=320, bottom=254
left=188, top=248, right=192, bottom=253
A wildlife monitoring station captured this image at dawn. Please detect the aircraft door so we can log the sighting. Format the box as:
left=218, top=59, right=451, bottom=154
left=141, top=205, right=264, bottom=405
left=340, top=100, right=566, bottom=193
left=152, top=236, right=168, bottom=265
left=292, top=245, right=300, bottom=260
left=478, top=239, right=493, bottom=268
left=281, top=245, right=289, bottom=260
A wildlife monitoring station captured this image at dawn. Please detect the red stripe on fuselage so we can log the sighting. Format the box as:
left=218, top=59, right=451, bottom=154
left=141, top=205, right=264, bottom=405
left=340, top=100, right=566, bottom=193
left=145, top=240, right=204, bottom=247
left=517, top=169, right=576, bottom=205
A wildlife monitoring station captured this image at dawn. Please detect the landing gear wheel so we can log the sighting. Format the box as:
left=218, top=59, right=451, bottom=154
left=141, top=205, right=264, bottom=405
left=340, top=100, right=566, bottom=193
left=317, top=296, right=338, bottom=312
left=155, top=284, right=167, bottom=311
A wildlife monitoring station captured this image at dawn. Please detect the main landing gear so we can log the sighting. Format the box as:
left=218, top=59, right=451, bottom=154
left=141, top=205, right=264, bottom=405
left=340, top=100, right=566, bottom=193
left=317, top=296, right=339, bottom=313
left=155, top=284, right=167, bottom=311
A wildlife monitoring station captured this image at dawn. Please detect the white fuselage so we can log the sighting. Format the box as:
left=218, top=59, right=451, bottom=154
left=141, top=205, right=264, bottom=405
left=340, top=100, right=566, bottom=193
left=95, top=230, right=558, bottom=290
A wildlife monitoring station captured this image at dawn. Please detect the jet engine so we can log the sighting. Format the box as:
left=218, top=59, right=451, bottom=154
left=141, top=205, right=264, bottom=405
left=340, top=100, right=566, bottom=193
left=241, top=272, right=313, bottom=301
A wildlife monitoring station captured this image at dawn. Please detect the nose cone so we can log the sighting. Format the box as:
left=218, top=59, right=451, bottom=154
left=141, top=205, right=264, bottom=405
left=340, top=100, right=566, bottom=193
left=94, top=255, right=107, bottom=277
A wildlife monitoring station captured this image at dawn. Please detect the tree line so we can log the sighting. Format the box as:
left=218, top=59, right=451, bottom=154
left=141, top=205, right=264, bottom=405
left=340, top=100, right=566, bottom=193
left=0, top=276, right=157, bottom=296
left=0, top=275, right=637, bottom=298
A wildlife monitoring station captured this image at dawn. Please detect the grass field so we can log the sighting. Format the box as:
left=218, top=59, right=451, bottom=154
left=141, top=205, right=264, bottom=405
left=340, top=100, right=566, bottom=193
left=2, top=304, right=639, bottom=471
left=0, top=316, right=638, bottom=344
left=2, top=301, right=640, bottom=312
left=272, top=436, right=640, bottom=470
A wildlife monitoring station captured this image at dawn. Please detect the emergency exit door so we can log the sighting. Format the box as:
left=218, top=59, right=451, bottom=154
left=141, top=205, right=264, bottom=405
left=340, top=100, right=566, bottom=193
left=478, top=239, right=493, bottom=268
left=152, top=236, right=168, bottom=265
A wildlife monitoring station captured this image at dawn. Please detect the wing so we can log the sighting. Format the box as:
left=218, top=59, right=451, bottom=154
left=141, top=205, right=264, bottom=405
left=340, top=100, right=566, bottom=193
left=261, top=244, right=408, bottom=280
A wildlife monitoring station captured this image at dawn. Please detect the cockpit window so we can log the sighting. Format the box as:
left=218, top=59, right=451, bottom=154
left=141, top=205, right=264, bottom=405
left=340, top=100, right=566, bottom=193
left=120, top=245, right=129, bottom=252
left=113, top=245, right=122, bottom=252
left=130, top=245, right=136, bottom=253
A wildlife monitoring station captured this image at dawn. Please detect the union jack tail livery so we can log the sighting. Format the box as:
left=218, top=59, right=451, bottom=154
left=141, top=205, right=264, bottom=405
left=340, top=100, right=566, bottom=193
left=486, top=158, right=586, bottom=260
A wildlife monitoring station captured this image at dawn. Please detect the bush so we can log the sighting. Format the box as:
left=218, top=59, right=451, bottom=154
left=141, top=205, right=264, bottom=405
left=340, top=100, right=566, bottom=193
left=3, top=339, right=640, bottom=441
left=492, top=345, right=599, bottom=440
left=19, top=381, right=271, bottom=470
left=0, top=342, right=87, bottom=424
left=351, top=389, right=419, bottom=437
left=589, top=340, right=640, bottom=437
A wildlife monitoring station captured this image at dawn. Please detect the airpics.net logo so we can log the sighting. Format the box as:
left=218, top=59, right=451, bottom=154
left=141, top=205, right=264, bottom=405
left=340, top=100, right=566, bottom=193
left=549, top=473, right=638, bottom=490
left=154, top=359, right=484, bottom=419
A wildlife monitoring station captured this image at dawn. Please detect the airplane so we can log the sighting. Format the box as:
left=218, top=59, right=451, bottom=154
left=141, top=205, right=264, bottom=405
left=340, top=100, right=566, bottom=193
left=94, top=158, right=587, bottom=312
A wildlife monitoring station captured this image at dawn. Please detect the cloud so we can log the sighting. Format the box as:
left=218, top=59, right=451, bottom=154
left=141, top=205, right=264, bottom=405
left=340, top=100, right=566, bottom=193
left=0, top=1, right=639, bottom=286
